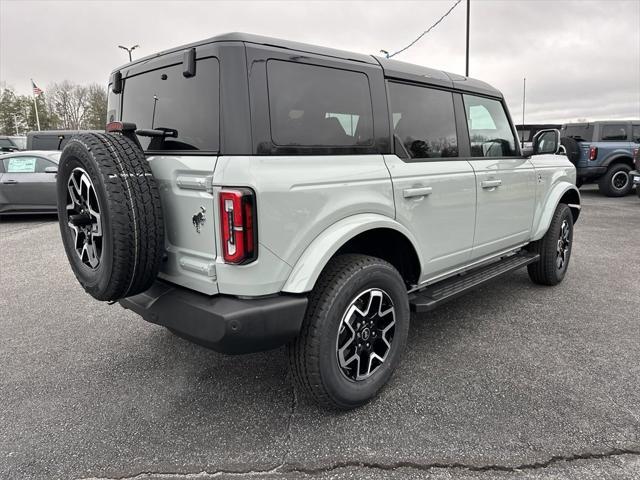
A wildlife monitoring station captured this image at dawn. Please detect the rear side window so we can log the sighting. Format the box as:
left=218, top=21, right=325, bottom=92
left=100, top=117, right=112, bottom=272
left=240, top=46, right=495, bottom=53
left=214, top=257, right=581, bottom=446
left=121, top=57, right=220, bottom=152
left=266, top=60, right=374, bottom=147
left=388, top=82, right=458, bottom=159
left=463, top=94, right=517, bottom=157
left=561, top=124, right=593, bottom=141
left=600, top=124, right=629, bottom=141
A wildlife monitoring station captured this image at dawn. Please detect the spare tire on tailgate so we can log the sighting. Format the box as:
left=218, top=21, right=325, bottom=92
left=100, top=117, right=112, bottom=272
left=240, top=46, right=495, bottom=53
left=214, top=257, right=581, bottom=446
left=560, top=136, right=581, bottom=164
left=56, top=132, right=164, bottom=301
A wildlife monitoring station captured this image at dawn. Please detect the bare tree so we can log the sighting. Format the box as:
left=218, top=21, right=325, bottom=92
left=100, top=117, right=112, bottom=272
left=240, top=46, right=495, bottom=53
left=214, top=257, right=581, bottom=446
left=48, top=81, right=89, bottom=129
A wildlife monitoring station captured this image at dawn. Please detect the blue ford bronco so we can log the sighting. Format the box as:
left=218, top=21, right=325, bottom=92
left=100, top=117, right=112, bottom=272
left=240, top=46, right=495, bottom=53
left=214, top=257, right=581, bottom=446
left=560, top=121, right=640, bottom=196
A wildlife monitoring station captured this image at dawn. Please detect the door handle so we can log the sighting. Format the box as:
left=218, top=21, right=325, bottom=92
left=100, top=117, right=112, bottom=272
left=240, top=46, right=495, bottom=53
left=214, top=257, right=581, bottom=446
left=1, top=180, right=18, bottom=184
left=403, top=186, right=433, bottom=198
left=481, top=179, right=502, bottom=189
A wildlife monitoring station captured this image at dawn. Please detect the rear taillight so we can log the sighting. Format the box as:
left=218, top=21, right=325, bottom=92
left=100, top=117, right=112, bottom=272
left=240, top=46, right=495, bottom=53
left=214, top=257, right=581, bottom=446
left=589, top=146, right=598, bottom=161
left=634, top=148, right=639, bottom=169
left=219, top=188, right=257, bottom=264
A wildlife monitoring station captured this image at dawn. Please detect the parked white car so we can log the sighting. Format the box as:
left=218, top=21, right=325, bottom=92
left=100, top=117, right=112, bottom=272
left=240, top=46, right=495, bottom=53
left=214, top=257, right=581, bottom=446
left=56, top=33, right=580, bottom=409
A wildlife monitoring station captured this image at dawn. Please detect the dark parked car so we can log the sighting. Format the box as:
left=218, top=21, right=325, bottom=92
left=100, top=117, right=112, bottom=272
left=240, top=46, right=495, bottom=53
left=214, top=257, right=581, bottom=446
left=0, top=136, right=27, bottom=152
left=516, top=124, right=561, bottom=150
left=26, top=130, right=101, bottom=151
left=0, top=150, right=60, bottom=215
left=560, top=120, right=640, bottom=196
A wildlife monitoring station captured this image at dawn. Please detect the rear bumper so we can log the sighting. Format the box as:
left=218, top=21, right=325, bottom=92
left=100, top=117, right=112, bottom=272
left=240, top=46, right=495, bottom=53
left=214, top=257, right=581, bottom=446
left=631, top=170, right=640, bottom=186
left=576, top=165, right=606, bottom=181
left=119, top=281, right=307, bottom=354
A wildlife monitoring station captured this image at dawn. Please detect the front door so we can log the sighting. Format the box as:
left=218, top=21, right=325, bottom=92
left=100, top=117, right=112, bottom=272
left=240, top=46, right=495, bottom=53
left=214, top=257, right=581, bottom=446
left=0, top=155, right=57, bottom=211
left=385, top=82, right=477, bottom=282
left=461, top=94, right=536, bottom=259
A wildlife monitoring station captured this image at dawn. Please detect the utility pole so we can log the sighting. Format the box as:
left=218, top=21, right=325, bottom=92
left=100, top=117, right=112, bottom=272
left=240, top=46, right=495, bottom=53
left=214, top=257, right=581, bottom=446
left=118, top=44, right=139, bottom=62
left=521, top=78, right=526, bottom=147
left=465, top=0, right=470, bottom=76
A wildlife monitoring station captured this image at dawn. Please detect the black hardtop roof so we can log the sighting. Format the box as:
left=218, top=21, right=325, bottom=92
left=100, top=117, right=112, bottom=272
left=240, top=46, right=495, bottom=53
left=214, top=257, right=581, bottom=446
left=563, top=120, right=639, bottom=126
left=113, top=32, right=502, bottom=98
left=516, top=124, right=561, bottom=129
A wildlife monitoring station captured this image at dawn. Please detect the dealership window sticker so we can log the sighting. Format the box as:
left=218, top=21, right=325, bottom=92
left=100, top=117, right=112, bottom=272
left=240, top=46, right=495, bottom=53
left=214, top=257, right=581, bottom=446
left=7, top=157, right=37, bottom=173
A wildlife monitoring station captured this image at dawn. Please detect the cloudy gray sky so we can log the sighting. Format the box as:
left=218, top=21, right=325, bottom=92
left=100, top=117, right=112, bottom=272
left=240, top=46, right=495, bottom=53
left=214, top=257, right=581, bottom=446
left=1, top=0, right=639, bottom=124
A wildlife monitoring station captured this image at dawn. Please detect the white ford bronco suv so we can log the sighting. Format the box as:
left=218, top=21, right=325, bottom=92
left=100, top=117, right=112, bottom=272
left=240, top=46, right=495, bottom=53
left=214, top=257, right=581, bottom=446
left=57, top=33, right=580, bottom=409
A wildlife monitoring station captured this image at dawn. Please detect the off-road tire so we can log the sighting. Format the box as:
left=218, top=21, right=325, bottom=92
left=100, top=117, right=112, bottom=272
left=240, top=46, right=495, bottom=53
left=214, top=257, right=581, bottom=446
left=288, top=254, right=410, bottom=410
left=560, top=136, right=581, bottom=164
left=598, top=163, right=632, bottom=197
left=527, top=203, right=573, bottom=286
left=57, top=133, right=164, bottom=301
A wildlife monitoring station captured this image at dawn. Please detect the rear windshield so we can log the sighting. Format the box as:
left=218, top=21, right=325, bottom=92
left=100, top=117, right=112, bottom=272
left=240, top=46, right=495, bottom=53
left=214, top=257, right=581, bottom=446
left=517, top=128, right=532, bottom=142
left=9, top=137, right=26, bottom=149
left=119, top=57, right=220, bottom=153
left=561, top=124, right=593, bottom=141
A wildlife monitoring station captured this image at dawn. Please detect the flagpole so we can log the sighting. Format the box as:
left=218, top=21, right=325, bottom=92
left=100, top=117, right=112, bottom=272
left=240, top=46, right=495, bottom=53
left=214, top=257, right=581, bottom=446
left=31, top=78, right=41, bottom=131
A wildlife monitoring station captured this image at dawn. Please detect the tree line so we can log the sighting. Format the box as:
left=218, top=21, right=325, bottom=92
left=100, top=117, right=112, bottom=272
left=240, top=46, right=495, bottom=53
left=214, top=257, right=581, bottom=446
left=0, top=81, right=107, bottom=136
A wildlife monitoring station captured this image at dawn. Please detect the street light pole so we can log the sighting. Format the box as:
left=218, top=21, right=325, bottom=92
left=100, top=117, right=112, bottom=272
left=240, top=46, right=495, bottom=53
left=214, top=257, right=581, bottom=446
left=465, top=0, right=470, bottom=77
left=118, top=44, right=139, bottom=62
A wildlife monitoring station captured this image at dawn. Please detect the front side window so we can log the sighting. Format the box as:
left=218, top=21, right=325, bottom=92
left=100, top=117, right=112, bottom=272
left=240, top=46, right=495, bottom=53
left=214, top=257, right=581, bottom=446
left=266, top=60, right=374, bottom=147
left=4, top=156, right=37, bottom=173
left=633, top=125, right=640, bottom=143
left=463, top=94, right=518, bottom=157
left=388, top=82, right=458, bottom=159
left=121, top=57, right=220, bottom=152
left=600, top=124, right=629, bottom=141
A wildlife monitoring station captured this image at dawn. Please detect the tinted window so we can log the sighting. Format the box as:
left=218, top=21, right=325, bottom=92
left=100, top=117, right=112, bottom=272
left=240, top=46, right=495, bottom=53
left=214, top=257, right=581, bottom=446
left=517, top=128, right=531, bottom=142
left=31, top=134, right=66, bottom=150
left=600, top=124, right=629, bottom=141
left=633, top=125, right=640, bottom=143
left=266, top=60, right=373, bottom=147
left=0, top=139, right=13, bottom=148
left=463, top=94, right=517, bottom=157
left=9, top=137, right=26, bottom=149
left=35, top=157, right=56, bottom=172
left=122, top=57, right=220, bottom=152
left=561, top=124, right=593, bottom=141
left=389, top=82, right=458, bottom=159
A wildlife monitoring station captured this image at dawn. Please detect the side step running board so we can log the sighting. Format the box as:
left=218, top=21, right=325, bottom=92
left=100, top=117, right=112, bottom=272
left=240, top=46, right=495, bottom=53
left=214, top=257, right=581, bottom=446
left=409, top=252, right=540, bottom=313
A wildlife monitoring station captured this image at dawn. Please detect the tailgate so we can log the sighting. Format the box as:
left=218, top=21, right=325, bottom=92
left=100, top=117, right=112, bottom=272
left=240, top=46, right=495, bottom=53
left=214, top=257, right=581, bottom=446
left=148, top=154, right=219, bottom=295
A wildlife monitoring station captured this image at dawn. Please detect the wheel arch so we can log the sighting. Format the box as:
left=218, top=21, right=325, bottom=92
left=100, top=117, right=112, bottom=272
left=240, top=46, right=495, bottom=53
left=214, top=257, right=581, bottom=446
left=281, top=213, right=423, bottom=294
left=531, top=183, right=581, bottom=241
left=603, top=155, right=634, bottom=169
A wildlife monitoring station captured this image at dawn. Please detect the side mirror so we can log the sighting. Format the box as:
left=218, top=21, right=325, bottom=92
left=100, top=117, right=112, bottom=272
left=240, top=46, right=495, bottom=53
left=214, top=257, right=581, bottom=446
left=533, top=129, right=561, bottom=155
left=45, top=166, right=58, bottom=173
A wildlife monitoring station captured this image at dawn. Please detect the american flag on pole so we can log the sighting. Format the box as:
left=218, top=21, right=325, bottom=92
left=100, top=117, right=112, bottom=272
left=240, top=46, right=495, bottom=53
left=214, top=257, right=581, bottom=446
left=31, top=79, right=43, bottom=97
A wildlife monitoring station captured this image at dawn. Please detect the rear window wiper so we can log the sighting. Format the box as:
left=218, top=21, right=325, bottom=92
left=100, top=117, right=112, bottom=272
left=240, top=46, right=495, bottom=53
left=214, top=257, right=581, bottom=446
left=136, top=127, right=178, bottom=138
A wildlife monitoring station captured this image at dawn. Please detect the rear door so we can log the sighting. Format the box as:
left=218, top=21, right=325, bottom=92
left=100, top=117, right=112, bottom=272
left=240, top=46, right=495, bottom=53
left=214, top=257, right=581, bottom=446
left=113, top=46, right=223, bottom=294
left=384, top=82, right=476, bottom=280
left=461, top=94, right=536, bottom=259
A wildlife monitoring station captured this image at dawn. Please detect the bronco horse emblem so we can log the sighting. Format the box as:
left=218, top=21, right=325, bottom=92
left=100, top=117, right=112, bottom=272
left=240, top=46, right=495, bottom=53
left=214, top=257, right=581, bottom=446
left=192, top=206, right=206, bottom=234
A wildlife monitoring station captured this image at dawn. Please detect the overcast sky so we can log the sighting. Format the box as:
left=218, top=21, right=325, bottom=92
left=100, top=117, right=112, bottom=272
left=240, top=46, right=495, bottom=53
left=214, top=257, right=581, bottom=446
left=1, top=0, right=639, bottom=124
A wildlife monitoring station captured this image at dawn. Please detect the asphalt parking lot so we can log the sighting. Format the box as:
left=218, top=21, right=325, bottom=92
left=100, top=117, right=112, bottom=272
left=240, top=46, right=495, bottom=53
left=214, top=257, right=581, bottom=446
left=1, top=186, right=639, bottom=480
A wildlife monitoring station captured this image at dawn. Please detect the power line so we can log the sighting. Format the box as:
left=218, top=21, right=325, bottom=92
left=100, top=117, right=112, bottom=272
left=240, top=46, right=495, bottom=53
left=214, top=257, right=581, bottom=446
left=382, top=0, right=463, bottom=58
